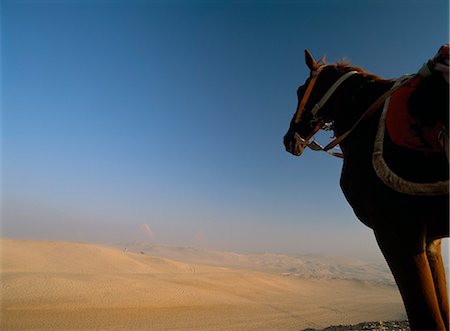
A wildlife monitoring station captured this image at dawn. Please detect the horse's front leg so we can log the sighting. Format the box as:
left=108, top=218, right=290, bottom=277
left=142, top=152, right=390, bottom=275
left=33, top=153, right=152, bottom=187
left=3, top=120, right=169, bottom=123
left=374, top=224, right=447, bottom=330
left=426, top=238, right=449, bottom=330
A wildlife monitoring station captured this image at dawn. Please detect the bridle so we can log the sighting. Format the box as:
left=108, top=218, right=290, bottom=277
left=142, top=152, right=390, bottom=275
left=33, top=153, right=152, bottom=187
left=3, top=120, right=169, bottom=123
left=292, top=65, right=358, bottom=158
left=292, top=65, right=412, bottom=158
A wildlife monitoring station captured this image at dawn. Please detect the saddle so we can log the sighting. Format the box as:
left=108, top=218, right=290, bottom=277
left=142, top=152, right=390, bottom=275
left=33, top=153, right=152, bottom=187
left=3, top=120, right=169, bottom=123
left=385, top=75, right=446, bottom=153
left=372, top=73, right=449, bottom=196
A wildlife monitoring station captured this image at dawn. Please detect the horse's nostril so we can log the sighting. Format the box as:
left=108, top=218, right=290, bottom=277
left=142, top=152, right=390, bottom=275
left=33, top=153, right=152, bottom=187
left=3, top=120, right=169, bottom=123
left=283, top=133, right=296, bottom=152
left=283, top=140, right=291, bottom=151
left=289, top=141, right=295, bottom=152
left=283, top=134, right=291, bottom=147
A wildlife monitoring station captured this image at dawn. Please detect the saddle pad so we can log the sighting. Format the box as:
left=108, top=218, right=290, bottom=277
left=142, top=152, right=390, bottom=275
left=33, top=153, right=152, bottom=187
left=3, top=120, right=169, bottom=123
left=385, top=75, right=444, bottom=153
left=372, top=84, right=449, bottom=196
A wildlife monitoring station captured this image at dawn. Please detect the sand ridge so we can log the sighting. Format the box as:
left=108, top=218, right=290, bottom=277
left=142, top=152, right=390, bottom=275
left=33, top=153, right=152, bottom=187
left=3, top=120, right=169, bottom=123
left=118, top=242, right=395, bottom=284
left=1, top=238, right=405, bottom=330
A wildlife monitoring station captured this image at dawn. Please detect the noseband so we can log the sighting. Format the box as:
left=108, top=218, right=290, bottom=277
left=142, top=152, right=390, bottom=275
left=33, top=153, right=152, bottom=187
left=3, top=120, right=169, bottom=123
left=292, top=65, right=358, bottom=157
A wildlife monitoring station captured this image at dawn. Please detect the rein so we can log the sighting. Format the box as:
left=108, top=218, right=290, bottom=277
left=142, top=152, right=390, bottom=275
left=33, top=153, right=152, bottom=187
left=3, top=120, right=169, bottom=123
left=294, top=66, right=414, bottom=158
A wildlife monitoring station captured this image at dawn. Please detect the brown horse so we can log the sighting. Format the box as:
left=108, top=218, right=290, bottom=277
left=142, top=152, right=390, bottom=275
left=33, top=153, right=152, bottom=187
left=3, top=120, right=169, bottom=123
left=283, top=50, right=449, bottom=331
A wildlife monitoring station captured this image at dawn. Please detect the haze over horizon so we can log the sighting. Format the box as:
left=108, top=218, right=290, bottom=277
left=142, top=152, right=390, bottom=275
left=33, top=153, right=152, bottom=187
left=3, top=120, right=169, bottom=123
left=2, top=0, right=449, bottom=260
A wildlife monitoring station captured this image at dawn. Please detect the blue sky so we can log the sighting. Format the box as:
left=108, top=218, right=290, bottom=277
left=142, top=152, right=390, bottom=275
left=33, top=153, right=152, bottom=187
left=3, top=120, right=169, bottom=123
left=2, top=0, right=449, bottom=259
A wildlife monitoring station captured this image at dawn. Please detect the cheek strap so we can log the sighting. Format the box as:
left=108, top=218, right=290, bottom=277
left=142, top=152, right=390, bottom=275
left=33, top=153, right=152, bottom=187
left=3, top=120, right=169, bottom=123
left=310, top=70, right=358, bottom=119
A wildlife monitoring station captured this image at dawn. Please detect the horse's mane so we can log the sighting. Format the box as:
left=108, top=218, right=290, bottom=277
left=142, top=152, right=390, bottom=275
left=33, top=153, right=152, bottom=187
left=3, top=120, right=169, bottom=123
left=333, top=61, right=385, bottom=81
left=318, top=56, right=384, bottom=81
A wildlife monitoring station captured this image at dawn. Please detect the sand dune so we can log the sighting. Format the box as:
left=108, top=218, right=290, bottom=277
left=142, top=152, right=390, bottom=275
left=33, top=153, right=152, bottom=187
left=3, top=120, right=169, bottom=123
left=0, top=238, right=406, bottom=330
left=117, top=242, right=395, bottom=284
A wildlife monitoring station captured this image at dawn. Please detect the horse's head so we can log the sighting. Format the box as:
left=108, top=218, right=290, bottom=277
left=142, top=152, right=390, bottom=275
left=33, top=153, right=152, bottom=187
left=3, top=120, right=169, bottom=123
left=283, top=50, right=360, bottom=156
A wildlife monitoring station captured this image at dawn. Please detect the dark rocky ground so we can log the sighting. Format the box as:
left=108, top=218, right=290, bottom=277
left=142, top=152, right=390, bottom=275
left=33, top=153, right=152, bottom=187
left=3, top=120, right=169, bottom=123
left=302, top=320, right=410, bottom=331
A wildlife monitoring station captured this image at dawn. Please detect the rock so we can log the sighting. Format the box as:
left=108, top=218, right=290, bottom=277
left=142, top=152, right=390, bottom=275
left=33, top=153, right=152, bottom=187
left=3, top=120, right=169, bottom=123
left=302, top=320, right=410, bottom=331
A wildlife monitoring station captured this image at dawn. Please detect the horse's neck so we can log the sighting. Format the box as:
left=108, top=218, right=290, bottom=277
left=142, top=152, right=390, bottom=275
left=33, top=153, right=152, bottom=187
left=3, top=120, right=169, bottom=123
left=332, top=78, right=393, bottom=154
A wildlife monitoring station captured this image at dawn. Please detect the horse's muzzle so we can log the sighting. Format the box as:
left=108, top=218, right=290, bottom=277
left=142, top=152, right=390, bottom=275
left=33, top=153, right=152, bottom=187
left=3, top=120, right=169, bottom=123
left=283, top=132, right=306, bottom=156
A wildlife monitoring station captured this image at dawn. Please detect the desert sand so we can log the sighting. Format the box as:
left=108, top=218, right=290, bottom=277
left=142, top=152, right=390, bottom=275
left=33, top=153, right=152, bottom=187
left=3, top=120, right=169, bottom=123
left=0, top=238, right=406, bottom=330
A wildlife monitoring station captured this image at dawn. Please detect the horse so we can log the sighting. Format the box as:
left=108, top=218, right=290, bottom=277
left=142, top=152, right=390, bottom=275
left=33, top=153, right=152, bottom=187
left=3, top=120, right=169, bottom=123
left=283, top=49, right=449, bottom=331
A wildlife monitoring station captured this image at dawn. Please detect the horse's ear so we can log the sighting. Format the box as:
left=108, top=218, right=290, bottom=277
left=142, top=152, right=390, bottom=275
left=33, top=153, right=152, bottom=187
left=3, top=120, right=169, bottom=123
left=305, top=49, right=319, bottom=71
left=318, top=54, right=327, bottom=65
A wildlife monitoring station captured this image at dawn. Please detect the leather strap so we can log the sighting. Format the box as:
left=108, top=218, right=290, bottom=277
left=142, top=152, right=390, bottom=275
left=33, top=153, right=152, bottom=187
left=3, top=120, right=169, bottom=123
left=294, top=66, right=328, bottom=124
left=310, top=71, right=358, bottom=118
left=323, top=75, right=414, bottom=152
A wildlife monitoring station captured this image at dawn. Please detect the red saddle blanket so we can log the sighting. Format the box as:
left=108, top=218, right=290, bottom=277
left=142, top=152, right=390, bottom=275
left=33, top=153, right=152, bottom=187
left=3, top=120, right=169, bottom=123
left=385, top=75, right=444, bottom=153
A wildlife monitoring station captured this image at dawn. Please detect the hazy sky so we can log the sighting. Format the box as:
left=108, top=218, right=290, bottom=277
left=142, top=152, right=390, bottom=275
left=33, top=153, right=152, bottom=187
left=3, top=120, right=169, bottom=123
left=2, top=0, right=449, bottom=259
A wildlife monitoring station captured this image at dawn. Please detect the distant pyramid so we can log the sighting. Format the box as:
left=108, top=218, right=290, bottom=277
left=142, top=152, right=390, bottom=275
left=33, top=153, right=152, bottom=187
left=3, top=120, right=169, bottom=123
left=133, top=223, right=156, bottom=243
